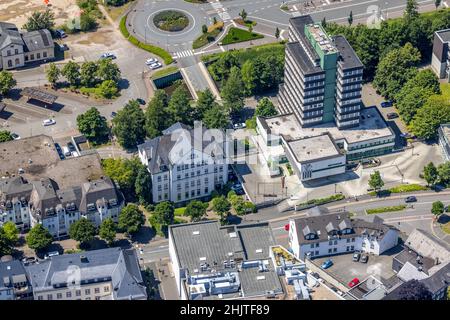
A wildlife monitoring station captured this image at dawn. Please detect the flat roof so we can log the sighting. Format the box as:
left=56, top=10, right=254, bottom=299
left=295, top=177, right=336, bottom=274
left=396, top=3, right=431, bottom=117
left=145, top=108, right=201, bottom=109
left=21, top=87, right=57, bottom=104
left=286, top=134, right=341, bottom=163
left=259, top=107, right=394, bottom=145
left=436, top=28, right=450, bottom=43
left=334, top=35, right=363, bottom=70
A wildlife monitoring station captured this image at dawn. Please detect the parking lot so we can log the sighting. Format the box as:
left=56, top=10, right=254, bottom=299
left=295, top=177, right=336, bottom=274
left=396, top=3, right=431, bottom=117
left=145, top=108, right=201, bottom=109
left=312, top=248, right=400, bottom=289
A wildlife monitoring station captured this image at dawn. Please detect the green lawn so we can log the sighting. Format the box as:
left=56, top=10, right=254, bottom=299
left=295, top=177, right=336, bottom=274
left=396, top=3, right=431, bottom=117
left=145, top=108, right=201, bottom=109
left=202, top=42, right=285, bottom=64
left=369, top=184, right=428, bottom=196
left=298, top=194, right=345, bottom=207
left=193, top=28, right=222, bottom=49
left=151, top=66, right=179, bottom=79
left=366, top=205, right=406, bottom=214
left=221, top=27, right=264, bottom=45
left=442, top=221, right=450, bottom=235
left=174, top=207, right=186, bottom=216
left=440, top=82, right=450, bottom=101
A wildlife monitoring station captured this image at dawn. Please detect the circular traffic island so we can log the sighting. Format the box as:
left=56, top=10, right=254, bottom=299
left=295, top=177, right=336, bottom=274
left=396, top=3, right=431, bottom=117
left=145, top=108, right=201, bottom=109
left=153, top=10, right=189, bottom=32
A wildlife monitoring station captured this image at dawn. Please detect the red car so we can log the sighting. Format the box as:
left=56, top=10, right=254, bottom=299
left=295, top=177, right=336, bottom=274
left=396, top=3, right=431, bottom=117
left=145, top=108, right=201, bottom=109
left=348, top=278, right=360, bottom=288
left=284, top=224, right=290, bottom=231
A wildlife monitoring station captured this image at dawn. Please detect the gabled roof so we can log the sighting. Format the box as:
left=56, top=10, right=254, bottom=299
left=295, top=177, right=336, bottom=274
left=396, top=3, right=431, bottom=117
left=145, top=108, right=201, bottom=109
left=21, top=29, right=54, bottom=52
left=0, top=22, right=23, bottom=50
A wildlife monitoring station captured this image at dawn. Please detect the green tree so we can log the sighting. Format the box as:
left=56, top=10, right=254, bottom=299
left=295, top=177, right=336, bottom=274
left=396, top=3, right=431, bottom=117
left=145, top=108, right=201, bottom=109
left=0, top=227, right=14, bottom=256
left=195, top=89, right=216, bottom=119
left=76, top=107, right=109, bottom=145
left=46, top=63, right=61, bottom=88
left=240, top=9, right=248, bottom=21
left=275, top=27, right=280, bottom=39
left=135, top=165, right=152, bottom=205
left=255, top=97, right=277, bottom=117
left=2, top=221, right=19, bottom=245
left=208, top=51, right=239, bottom=82
left=153, top=201, right=175, bottom=227
left=80, top=61, right=98, bottom=87
left=423, top=162, right=438, bottom=187
left=119, top=203, right=145, bottom=234
left=79, top=12, right=97, bottom=32
left=23, top=9, right=55, bottom=31
left=26, top=224, right=53, bottom=252
left=395, top=69, right=440, bottom=103
left=97, top=58, right=121, bottom=84
left=202, top=24, right=208, bottom=34
left=348, top=11, right=353, bottom=26
left=99, top=218, right=116, bottom=246
left=211, top=195, right=230, bottom=222
left=102, top=157, right=142, bottom=198
left=145, top=89, right=170, bottom=138
left=0, top=70, right=16, bottom=96
left=241, top=60, right=256, bottom=95
left=437, top=162, right=450, bottom=185
left=167, top=85, right=192, bottom=124
left=185, top=200, right=208, bottom=222
left=431, top=201, right=444, bottom=219
left=410, top=95, right=450, bottom=140
left=221, top=66, right=245, bottom=114
left=202, top=103, right=230, bottom=129
left=321, top=17, right=327, bottom=28
left=396, top=87, right=433, bottom=124
left=98, top=80, right=118, bottom=99
left=404, top=0, right=419, bottom=21
left=112, top=100, right=146, bottom=149
left=368, top=170, right=384, bottom=193
left=61, top=61, right=81, bottom=86
left=69, top=218, right=96, bottom=246
left=0, top=130, right=13, bottom=143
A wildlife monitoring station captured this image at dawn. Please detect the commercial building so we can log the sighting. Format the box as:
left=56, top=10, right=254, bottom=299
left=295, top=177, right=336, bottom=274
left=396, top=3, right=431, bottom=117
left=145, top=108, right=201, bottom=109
left=168, top=220, right=284, bottom=300
left=431, top=28, right=450, bottom=81
left=0, top=22, right=54, bottom=70
left=138, top=122, right=229, bottom=205
left=278, top=15, right=363, bottom=128
left=0, top=258, right=33, bottom=300
left=26, top=248, right=147, bottom=300
left=438, top=124, right=450, bottom=161
left=0, top=135, right=124, bottom=236
left=288, top=212, right=399, bottom=260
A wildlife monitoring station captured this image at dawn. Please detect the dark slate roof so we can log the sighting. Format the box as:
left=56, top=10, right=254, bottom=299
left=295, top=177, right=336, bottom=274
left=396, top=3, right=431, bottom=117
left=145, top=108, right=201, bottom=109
left=21, top=29, right=54, bottom=52
left=333, top=35, right=363, bottom=70
left=436, top=28, right=450, bottom=43
left=79, top=177, right=120, bottom=213
left=293, top=212, right=395, bottom=245
left=286, top=42, right=323, bottom=75
left=25, top=248, right=147, bottom=299
left=0, top=176, right=33, bottom=203
left=289, top=15, right=315, bottom=40
left=420, top=262, right=450, bottom=294
left=393, top=247, right=436, bottom=275
left=0, top=259, right=28, bottom=289
left=237, top=222, right=276, bottom=261
left=0, top=22, right=23, bottom=50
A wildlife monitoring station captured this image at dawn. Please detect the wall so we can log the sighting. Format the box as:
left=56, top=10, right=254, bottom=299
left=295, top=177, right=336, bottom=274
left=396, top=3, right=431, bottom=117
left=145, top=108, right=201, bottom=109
left=304, top=258, right=349, bottom=293
left=34, top=282, right=113, bottom=300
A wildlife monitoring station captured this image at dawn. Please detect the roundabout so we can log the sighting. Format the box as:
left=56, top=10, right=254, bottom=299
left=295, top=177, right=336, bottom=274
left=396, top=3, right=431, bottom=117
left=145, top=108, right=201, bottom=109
left=153, top=10, right=190, bottom=32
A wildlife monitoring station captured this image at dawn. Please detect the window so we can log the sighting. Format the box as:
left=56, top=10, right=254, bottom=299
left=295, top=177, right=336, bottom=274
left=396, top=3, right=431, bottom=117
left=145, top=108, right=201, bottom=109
left=185, top=192, right=189, bottom=198
left=346, top=246, right=350, bottom=252
left=315, top=243, right=319, bottom=248
left=76, top=290, right=81, bottom=296
left=333, top=248, right=337, bottom=253
left=30, top=54, right=34, bottom=60
left=7, top=60, right=12, bottom=67
left=197, top=189, right=201, bottom=196
left=351, top=246, right=354, bottom=251
left=328, top=248, right=332, bottom=254
left=38, top=296, right=43, bottom=300
left=95, top=296, right=101, bottom=300
left=315, top=251, right=319, bottom=255
left=328, top=240, right=332, bottom=245
left=95, top=288, right=100, bottom=294
left=362, top=242, right=366, bottom=248
left=43, top=51, right=47, bottom=58
left=85, top=289, right=91, bottom=295
left=310, top=244, right=314, bottom=249
left=204, top=187, right=208, bottom=194
left=47, top=294, right=53, bottom=300
left=15, top=58, right=20, bottom=65
left=333, top=240, right=338, bottom=245
left=66, top=292, right=72, bottom=298
left=57, top=293, right=62, bottom=299
left=351, top=238, right=355, bottom=242
left=177, top=193, right=181, bottom=201
left=370, top=243, right=374, bottom=249
left=104, top=286, right=109, bottom=292
left=157, top=176, right=162, bottom=182
left=346, top=238, right=350, bottom=243
left=191, top=190, right=195, bottom=197
left=164, top=175, right=168, bottom=181
left=204, top=168, right=208, bottom=174
left=7, top=50, right=10, bottom=56
left=37, top=53, right=41, bottom=59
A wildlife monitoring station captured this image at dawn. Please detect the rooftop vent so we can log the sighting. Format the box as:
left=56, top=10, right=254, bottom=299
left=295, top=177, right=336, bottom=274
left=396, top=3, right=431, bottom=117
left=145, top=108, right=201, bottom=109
left=80, top=255, right=88, bottom=263
left=256, top=276, right=266, bottom=280
left=229, top=232, right=237, bottom=238
left=255, top=249, right=263, bottom=254
left=192, top=231, right=200, bottom=235
left=199, top=257, right=206, bottom=261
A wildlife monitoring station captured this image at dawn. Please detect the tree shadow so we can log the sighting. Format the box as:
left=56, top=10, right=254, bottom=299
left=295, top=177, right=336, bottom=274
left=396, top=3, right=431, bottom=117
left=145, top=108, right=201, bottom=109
left=437, top=214, right=450, bottom=224
left=118, top=78, right=130, bottom=90
left=130, top=226, right=157, bottom=244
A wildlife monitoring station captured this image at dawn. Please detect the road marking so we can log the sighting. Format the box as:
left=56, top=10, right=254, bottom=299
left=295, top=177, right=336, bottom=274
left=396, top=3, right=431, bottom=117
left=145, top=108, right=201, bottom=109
left=173, top=50, right=195, bottom=59
left=444, top=1, right=449, bottom=7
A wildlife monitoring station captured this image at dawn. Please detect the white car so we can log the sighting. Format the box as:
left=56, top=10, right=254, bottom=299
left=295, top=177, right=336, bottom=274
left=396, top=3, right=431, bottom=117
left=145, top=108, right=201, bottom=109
left=42, top=119, right=56, bottom=126
left=11, top=133, right=20, bottom=140
left=149, top=62, right=162, bottom=70
left=146, top=58, right=158, bottom=65
left=100, top=52, right=116, bottom=59
left=233, top=123, right=246, bottom=129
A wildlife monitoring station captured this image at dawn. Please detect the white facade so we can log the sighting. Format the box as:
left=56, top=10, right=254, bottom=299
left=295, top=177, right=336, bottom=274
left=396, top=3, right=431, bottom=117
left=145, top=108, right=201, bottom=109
left=0, top=199, right=31, bottom=230
left=0, top=43, right=25, bottom=69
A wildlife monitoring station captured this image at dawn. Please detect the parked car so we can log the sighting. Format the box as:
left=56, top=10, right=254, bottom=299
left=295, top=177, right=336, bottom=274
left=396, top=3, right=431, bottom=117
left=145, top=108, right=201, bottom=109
left=400, top=133, right=414, bottom=139
left=145, top=58, right=158, bottom=65
left=45, top=251, right=60, bottom=259
left=136, top=98, right=146, bottom=105
left=62, top=146, right=71, bottom=157
left=386, top=112, right=399, bottom=119
left=22, top=256, right=37, bottom=265
left=55, top=29, right=67, bottom=38
left=405, top=196, right=417, bottom=203
left=321, top=259, right=333, bottom=269
left=149, top=62, right=162, bottom=70
left=67, top=142, right=76, bottom=152
left=111, top=111, right=117, bottom=118
left=231, top=184, right=244, bottom=195
left=233, top=123, right=246, bottom=129
left=11, top=133, right=20, bottom=140
left=42, top=119, right=56, bottom=126
left=360, top=254, right=369, bottom=263
left=54, top=143, right=65, bottom=160
left=100, top=52, right=116, bottom=59
left=348, top=278, right=360, bottom=288
left=284, top=224, right=289, bottom=231
left=352, top=252, right=361, bottom=262
left=381, top=101, right=393, bottom=108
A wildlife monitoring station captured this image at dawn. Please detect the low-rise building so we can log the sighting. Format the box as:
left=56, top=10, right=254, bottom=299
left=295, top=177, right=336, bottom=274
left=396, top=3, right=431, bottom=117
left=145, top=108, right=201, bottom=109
left=438, top=124, right=450, bottom=161
left=26, top=248, right=147, bottom=300
left=138, top=122, right=229, bottom=205
left=169, top=220, right=284, bottom=300
left=0, top=258, right=33, bottom=300
left=0, top=22, right=54, bottom=70
left=288, top=212, right=399, bottom=260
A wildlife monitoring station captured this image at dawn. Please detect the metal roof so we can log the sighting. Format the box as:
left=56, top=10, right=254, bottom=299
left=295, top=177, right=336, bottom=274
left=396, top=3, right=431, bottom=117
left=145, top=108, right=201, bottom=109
left=22, top=87, right=57, bottom=104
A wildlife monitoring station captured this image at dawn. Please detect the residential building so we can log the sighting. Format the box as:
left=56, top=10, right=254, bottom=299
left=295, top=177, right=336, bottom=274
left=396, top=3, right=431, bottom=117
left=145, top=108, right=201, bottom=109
left=0, top=135, right=124, bottom=236
left=288, top=211, right=399, bottom=260
left=138, top=122, right=229, bottom=205
left=26, top=248, right=147, bottom=300
left=431, top=28, right=450, bottom=81
left=0, top=22, right=54, bottom=70
left=344, top=275, right=389, bottom=300
left=0, top=258, right=33, bottom=300
left=278, top=15, right=363, bottom=128
left=169, top=220, right=284, bottom=300
left=438, top=124, right=450, bottom=161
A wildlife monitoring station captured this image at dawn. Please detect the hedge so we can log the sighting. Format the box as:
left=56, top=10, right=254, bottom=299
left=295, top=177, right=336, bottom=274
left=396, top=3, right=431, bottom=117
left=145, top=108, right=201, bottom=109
left=366, top=205, right=406, bottom=214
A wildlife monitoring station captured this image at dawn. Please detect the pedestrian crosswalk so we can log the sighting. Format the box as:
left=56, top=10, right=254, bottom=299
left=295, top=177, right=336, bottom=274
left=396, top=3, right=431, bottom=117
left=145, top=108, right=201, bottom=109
left=173, top=50, right=195, bottom=59
left=209, top=0, right=232, bottom=22
left=219, top=12, right=231, bottom=20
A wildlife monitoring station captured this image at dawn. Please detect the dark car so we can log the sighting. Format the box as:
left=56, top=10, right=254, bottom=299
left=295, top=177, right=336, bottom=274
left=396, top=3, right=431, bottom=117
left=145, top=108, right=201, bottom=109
left=67, top=142, right=76, bottom=152
left=111, top=111, right=117, bottom=118
left=386, top=112, right=399, bottom=119
left=360, top=255, right=369, bottom=263
left=54, top=143, right=65, bottom=160
left=136, top=98, right=146, bottom=105
left=405, top=196, right=417, bottom=203
left=381, top=101, right=393, bottom=108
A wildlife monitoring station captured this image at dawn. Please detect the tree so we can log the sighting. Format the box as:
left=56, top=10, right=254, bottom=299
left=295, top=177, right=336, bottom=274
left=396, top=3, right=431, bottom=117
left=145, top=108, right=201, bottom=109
left=213, top=17, right=217, bottom=25
left=0, top=70, right=16, bottom=96
left=99, top=218, right=116, bottom=246
left=102, top=157, right=142, bottom=199
left=61, top=61, right=80, bottom=86
left=98, top=80, right=118, bottom=99
left=153, top=201, right=175, bottom=227
left=23, top=9, right=55, bottom=31
left=135, top=165, right=152, bottom=205
left=321, top=17, right=327, bottom=28
left=2, top=221, right=19, bottom=245
left=368, top=170, right=384, bottom=192
left=404, top=0, right=419, bottom=22
left=76, top=107, right=109, bottom=145
left=275, top=27, right=280, bottom=39
left=221, top=66, right=245, bottom=114
left=248, top=25, right=253, bottom=34
left=46, top=63, right=60, bottom=88
left=423, top=162, right=438, bottom=187
left=435, top=0, right=442, bottom=9
left=348, top=11, right=353, bottom=26
left=112, top=100, right=146, bottom=149
left=69, top=218, right=96, bottom=246
left=396, top=87, right=434, bottom=124
left=241, top=60, right=256, bottom=95
left=437, top=162, right=450, bottom=186
left=240, top=9, right=247, bottom=21
left=185, top=200, right=208, bottom=222
left=79, top=12, right=97, bottom=32
left=0, top=130, right=13, bottom=143
left=431, top=201, right=444, bottom=220
left=167, top=85, right=192, bottom=124
left=97, top=59, right=121, bottom=84
left=255, top=97, right=277, bottom=117
left=118, top=203, right=145, bottom=234
left=0, top=228, right=13, bottom=256
left=211, top=196, right=230, bottom=222
left=397, top=280, right=432, bottom=300
left=145, top=89, right=170, bottom=138
left=202, top=24, right=208, bottom=34
left=80, top=61, right=98, bottom=87
left=195, top=88, right=216, bottom=119
left=202, top=103, right=230, bottom=129
left=26, top=224, right=53, bottom=252
left=410, top=95, right=450, bottom=140
left=208, top=51, right=239, bottom=82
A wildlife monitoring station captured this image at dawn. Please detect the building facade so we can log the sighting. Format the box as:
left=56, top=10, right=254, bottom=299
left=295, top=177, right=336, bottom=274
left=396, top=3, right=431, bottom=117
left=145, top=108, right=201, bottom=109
left=438, top=124, right=450, bottom=161
left=138, top=122, right=229, bottom=205
left=431, top=29, right=450, bottom=81
left=0, top=22, right=54, bottom=70
left=0, top=258, right=33, bottom=300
